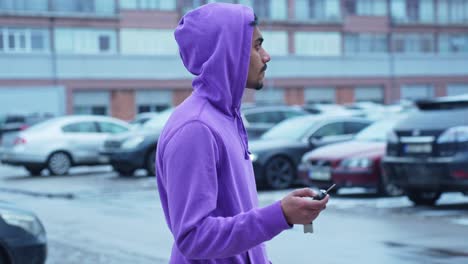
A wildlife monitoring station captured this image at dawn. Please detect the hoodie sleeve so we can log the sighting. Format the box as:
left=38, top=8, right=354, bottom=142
left=162, top=121, right=290, bottom=260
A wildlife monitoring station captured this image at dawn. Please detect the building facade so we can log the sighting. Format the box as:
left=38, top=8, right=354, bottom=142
left=0, top=0, right=467, bottom=120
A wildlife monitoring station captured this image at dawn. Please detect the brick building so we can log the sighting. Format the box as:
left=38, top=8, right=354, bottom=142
left=0, top=0, right=467, bottom=120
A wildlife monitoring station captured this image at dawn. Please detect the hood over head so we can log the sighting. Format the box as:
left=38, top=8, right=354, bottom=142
left=174, top=3, right=255, bottom=116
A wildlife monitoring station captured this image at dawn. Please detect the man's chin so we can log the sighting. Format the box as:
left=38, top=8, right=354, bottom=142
left=254, top=82, right=264, bottom=90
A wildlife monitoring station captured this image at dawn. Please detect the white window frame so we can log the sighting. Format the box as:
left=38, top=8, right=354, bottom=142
left=55, top=28, right=116, bottom=55
left=0, top=28, right=49, bottom=54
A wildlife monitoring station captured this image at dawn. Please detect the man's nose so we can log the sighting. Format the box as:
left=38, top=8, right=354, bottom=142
left=262, top=50, right=271, bottom=63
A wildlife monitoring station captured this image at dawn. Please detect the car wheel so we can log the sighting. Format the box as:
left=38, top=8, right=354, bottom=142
left=25, top=166, right=43, bottom=176
left=377, top=172, right=403, bottom=197
left=47, top=152, right=71, bottom=176
left=145, top=148, right=156, bottom=176
left=264, top=156, right=295, bottom=190
left=407, top=190, right=441, bottom=206
left=113, top=166, right=135, bottom=177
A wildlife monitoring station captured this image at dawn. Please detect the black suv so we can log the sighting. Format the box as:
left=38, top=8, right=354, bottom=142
left=382, top=95, right=468, bottom=206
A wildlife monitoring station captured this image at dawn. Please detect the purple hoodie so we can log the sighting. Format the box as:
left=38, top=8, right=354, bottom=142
left=156, top=3, right=291, bottom=263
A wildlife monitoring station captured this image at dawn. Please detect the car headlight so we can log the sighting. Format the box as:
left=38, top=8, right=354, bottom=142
left=387, top=130, right=398, bottom=144
left=339, top=158, right=373, bottom=169
left=437, top=126, right=468, bottom=143
left=249, top=153, right=258, bottom=162
left=0, top=208, right=46, bottom=242
left=121, top=136, right=145, bottom=149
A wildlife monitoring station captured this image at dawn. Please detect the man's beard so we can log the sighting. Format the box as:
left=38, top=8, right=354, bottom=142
left=254, top=82, right=264, bottom=90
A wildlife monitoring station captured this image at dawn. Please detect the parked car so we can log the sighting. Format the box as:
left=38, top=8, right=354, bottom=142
left=298, top=117, right=405, bottom=196
left=249, top=115, right=372, bottom=189
left=242, top=105, right=309, bottom=139
left=382, top=95, right=468, bottom=206
left=128, top=112, right=160, bottom=128
left=302, top=103, right=356, bottom=117
left=0, top=115, right=131, bottom=176
left=101, top=108, right=174, bottom=176
left=0, top=114, right=52, bottom=142
left=0, top=201, right=47, bottom=264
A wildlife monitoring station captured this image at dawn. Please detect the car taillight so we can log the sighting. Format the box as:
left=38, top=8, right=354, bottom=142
left=14, top=137, right=27, bottom=145
left=20, top=125, right=29, bottom=130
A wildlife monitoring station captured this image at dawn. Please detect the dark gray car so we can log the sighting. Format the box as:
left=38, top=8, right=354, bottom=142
left=101, top=108, right=174, bottom=176
left=383, top=95, right=468, bottom=206
left=242, top=105, right=309, bottom=139
left=0, top=202, right=47, bottom=264
left=249, top=115, right=372, bottom=189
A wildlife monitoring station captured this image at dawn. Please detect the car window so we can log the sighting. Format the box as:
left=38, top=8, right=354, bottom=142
left=98, top=122, right=129, bottom=134
left=62, top=122, right=98, bottom=133
left=261, top=117, right=315, bottom=140
left=245, top=111, right=285, bottom=124
left=5, top=115, right=25, bottom=123
left=313, top=122, right=345, bottom=138
left=283, top=110, right=305, bottom=119
left=345, top=122, right=369, bottom=134
left=244, top=112, right=263, bottom=123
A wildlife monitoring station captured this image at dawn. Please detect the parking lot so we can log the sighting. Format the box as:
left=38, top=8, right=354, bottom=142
left=1, top=164, right=467, bottom=264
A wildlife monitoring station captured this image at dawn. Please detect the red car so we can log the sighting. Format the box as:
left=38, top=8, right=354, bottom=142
left=297, top=118, right=404, bottom=196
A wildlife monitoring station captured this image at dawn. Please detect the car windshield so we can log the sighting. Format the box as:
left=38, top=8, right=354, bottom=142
left=261, top=117, right=314, bottom=140
left=355, top=118, right=401, bottom=142
left=143, top=109, right=174, bottom=130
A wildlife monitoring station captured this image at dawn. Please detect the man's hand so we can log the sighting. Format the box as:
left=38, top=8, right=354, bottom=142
left=280, top=188, right=329, bottom=225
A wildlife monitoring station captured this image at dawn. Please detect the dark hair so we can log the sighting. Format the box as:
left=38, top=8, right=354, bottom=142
left=249, top=13, right=258, bottom=26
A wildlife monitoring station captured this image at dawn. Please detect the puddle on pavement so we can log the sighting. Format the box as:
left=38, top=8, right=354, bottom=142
left=384, top=241, right=468, bottom=259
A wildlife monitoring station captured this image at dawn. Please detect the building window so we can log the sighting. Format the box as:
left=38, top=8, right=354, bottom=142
left=55, top=28, right=116, bottom=54
left=0, top=0, right=48, bottom=12
left=437, top=0, right=468, bottom=24
left=73, top=91, right=110, bottom=116
left=0, top=28, right=49, bottom=53
left=52, top=0, right=115, bottom=14
left=120, top=0, right=176, bottom=11
left=295, top=32, right=342, bottom=56
left=354, top=86, right=384, bottom=103
left=254, top=88, right=284, bottom=105
left=181, top=0, right=208, bottom=13
left=120, top=29, right=177, bottom=55
left=392, top=33, right=435, bottom=53
left=98, top=35, right=110, bottom=52
left=136, top=90, right=172, bottom=113
left=447, top=84, right=468, bottom=95
left=344, top=0, right=387, bottom=16
left=401, top=84, right=434, bottom=100
left=304, top=88, right=336, bottom=104
left=345, top=33, right=388, bottom=54
left=261, top=31, right=288, bottom=56
left=295, top=0, right=341, bottom=22
left=391, top=0, right=434, bottom=23
left=439, top=33, right=468, bottom=53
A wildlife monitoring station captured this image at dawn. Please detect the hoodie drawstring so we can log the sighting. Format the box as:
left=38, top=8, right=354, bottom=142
left=233, top=108, right=250, bottom=160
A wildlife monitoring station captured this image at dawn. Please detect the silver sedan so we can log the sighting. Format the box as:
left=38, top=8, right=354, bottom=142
left=0, top=115, right=131, bottom=176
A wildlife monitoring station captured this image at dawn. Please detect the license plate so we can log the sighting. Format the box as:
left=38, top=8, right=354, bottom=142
left=308, top=166, right=331, bottom=180
left=405, top=144, right=432, bottom=154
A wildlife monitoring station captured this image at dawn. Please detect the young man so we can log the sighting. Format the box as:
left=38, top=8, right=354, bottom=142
left=156, top=3, right=329, bottom=263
